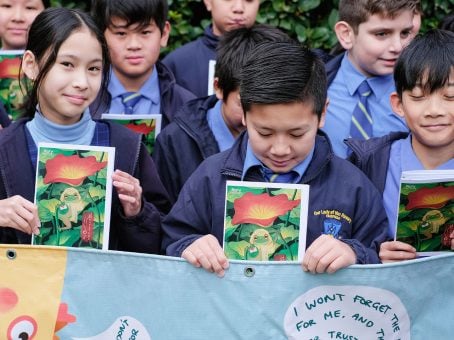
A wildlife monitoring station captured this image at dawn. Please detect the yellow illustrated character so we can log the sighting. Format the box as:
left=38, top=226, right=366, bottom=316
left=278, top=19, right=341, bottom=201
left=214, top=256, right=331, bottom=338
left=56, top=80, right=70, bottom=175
left=248, top=229, right=276, bottom=261
left=58, top=187, right=86, bottom=230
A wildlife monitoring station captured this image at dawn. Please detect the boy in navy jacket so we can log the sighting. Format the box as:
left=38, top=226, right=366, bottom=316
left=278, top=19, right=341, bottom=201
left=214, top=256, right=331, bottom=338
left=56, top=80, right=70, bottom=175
left=322, top=0, right=420, bottom=158
left=162, top=0, right=259, bottom=97
left=162, top=40, right=388, bottom=277
left=347, top=30, right=454, bottom=262
left=90, top=0, right=195, bottom=128
left=153, top=24, right=291, bottom=203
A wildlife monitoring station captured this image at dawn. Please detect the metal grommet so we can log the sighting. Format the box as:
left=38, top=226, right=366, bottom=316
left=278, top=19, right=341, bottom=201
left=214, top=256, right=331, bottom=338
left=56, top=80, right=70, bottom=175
left=6, top=249, right=16, bottom=260
left=244, top=266, right=255, bottom=277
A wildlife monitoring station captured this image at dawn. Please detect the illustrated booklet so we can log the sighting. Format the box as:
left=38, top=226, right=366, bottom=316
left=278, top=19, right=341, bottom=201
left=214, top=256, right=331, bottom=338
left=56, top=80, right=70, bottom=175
left=0, top=50, right=25, bottom=121
left=395, top=170, right=454, bottom=255
left=32, top=143, right=115, bottom=250
left=101, top=113, right=162, bottom=154
left=223, top=181, right=310, bottom=261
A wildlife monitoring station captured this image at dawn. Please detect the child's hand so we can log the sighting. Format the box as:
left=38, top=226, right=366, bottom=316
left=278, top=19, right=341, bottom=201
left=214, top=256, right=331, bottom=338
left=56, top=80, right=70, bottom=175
left=450, top=230, right=454, bottom=250
left=0, top=195, right=40, bottom=235
left=302, top=234, right=356, bottom=274
left=379, top=241, right=417, bottom=263
left=112, top=169, right=142, bottom=217
left=181, top=234, right=229, bottom=278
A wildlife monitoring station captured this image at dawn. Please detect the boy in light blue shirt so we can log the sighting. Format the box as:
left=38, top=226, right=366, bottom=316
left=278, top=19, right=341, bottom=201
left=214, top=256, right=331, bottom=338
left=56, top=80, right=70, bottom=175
left=90, top=0, right=195, bottom=127
left=323, top=0, right=420, bottom=158
left=347, top=29, right=454, bottom=262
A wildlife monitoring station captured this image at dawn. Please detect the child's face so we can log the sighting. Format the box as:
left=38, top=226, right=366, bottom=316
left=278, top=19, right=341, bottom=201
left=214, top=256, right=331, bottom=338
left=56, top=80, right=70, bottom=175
left=348, top=10, right=414, bottom=77
left=104, top=17, right=170, bottom=90
left=243, top=101, right=326, bottom=173
left=216, top=87, right=244, bottom=137
left=24, top=29, right=103, bottom=125
left=0, top=0, right=45, bottom=50
left=204, top=0, right=259, bottom=36
left=391, top=72, right=454, bottom=154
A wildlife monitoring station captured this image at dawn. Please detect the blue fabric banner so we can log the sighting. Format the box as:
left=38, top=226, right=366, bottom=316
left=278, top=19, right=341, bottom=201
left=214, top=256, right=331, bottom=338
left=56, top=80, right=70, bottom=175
left=0, top=245, right=453, bottom=339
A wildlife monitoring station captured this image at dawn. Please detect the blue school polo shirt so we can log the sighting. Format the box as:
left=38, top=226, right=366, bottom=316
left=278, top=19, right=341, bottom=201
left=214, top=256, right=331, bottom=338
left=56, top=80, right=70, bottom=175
left=206, top=100, right=235, bottom=152
left=241, top=141, right=314, bottom=183
left=107, top=67, right=160, bottom=115
left=323, top=53, right=408, bottom=158
left=383, top=134, right=454, bottom=237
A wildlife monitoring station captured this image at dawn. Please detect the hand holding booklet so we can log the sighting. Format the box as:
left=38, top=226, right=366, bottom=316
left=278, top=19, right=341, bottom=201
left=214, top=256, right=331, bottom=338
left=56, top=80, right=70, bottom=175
left=395, top=170, right=454, bottom=255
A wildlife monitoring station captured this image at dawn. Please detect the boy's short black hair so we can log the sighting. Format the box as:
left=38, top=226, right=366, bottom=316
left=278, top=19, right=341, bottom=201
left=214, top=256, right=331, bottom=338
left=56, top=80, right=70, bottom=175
left=42, top=0, right=51, bottom=7
left=240, top=40, right=327, bottom=120
left=394, top=29, right=454, bottom=98
left=91, top=0, right=168, bottom=33
left=215, top=24, right=291, bottom=102
left=339, top=0, right=420, bottom=33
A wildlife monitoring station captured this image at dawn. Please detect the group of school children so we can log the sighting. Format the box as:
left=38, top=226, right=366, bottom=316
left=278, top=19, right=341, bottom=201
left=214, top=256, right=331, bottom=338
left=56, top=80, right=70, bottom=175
left=0, top=0, right=453, bottom=277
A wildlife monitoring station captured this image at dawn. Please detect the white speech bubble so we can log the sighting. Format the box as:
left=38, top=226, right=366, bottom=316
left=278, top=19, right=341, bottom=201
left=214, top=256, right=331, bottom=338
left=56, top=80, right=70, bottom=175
left=284, top=286, right=410, bottom=340
left=73, top=316, right=150, bottom=340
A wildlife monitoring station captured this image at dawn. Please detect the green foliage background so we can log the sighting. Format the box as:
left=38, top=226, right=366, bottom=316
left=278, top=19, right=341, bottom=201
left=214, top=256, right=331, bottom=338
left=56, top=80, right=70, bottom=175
left=53, top=0, right=454, bottom=55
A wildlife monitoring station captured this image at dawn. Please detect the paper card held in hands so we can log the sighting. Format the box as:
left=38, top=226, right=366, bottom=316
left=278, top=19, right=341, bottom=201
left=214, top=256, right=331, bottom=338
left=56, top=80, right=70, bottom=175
left=32, top=143, right=115, bottom=250
left=101, top=114, right=162, bottom=154
left=0, top=50, right=26, bottom=121
left=223, top=181, right=310, bottom=262
left=395, top=170, right=454, bottom=256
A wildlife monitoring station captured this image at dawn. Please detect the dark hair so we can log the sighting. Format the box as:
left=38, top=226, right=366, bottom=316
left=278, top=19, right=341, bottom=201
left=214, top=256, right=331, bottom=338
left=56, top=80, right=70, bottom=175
left=240, top=40, right=327, bottom=120
left=339, top=0, right=420, bottom=33
left=91, top=0, right=168, bottom=33
left=440, top=14, right=454, bottom=32
left=20, top=7, right=110, bottom=118
left=394, top=29, right=454, bottom=98
left=215, top=24, right=291, bottom=102
left=42, top=0, right=51, bottom=7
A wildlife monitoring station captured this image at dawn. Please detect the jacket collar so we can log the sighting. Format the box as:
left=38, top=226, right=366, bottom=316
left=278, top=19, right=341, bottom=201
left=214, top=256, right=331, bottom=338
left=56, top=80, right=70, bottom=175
left=201, top=25, right=219, bottom=50
left=221, top=130, right=335, bottom=183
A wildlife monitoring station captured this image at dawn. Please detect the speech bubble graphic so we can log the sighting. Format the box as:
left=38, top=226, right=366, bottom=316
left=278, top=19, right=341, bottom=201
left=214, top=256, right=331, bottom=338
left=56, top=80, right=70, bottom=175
left=73, top=316, right=150, bottom=340
left=284, top=285, right=410, bottom=340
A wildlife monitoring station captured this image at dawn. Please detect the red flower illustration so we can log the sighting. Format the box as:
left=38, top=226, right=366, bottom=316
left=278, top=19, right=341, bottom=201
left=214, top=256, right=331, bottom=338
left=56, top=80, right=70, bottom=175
left=44, top=154, right=107, bottom=186
left=232, top=192, right=300, bottom=227
left=0, top=57, right=21, bottom=79
left=406, top=185, right=454, bottom=210
left=125, top=122, right=155, bottom=135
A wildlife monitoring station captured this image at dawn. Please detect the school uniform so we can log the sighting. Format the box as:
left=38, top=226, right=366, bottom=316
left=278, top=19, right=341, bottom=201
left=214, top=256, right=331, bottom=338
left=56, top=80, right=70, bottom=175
left=0, top=118, right=172, bottom=253
left=162, top=131, right=389, bottom=264
left=153, top=95, right=239, bottom=203
left=162, top=25, right=218, bottom=98
left=323, top=52, right=409, bottom=158
left=89, top=61, right=195, bottom=128
left=347, top=132, right=454, bottom=237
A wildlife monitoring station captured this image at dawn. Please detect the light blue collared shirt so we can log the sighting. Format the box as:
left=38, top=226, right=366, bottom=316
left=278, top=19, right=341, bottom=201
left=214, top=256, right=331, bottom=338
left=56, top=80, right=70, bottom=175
left=383, top=134, right=454, bottom=237
left=323, top=53, right=408, bottom=158
left=206, top=100, right=235, bottom=152
left=107, top=67, right=160, bottom=115
left=241, top=141, right=315, bottom=183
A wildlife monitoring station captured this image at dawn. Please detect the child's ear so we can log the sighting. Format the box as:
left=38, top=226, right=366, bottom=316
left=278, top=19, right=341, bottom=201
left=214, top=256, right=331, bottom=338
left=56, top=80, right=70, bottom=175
left=213, top=77, right=223, bottom=101
left=390, top=92, right=405, bottom=118
left=160, top=21, right=171, bottom=48
left=21, top=50, right=39, bottom=80
left=203, top=0, right=213, bottom=11
left=318, top=98, right=329, bottom=129
left=334, top=21, right=355, bottom=50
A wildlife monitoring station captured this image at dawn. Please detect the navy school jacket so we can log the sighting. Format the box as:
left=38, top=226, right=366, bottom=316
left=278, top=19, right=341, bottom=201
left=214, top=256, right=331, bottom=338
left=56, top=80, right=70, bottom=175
left=0, top=119, right=172, bottom=253
left=89, top=61, right=195, bottom=128
left=162, top=131, right=389, bottom=264
left=153, top=95, right=219, bottom=203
